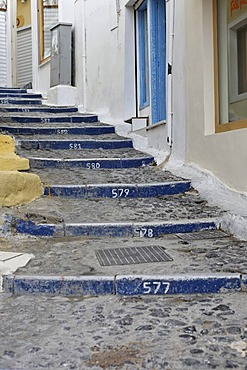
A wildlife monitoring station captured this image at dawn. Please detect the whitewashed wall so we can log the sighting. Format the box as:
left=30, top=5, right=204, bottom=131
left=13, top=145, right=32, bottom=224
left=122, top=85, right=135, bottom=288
left=75, top=0, right=125, bottom=121
left=172, top=0, right=247, bottom=192
left=31, top=0, right=74, bottom=95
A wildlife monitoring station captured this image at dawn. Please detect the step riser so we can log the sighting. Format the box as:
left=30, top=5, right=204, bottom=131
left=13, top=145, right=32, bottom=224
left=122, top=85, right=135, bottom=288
left=0, top=93, right=42, bottom=98
left=5, top=116, right=99, bottom=124
left=44, top=182, right=191, bottom=198
left=0, top=107, right=78, bottom=113
left=3, top=274, right=243, bottom=297
left=0, top=126, right=115, bottom=135
left=29, top=157, right=155, bottom=169
left=0, top=89, right=27, bottom=94
left=14, top=219, right=217, bottom=238
left=0, top=99, right=42, bottom=105
left=20, top=140, right=133, bottom=150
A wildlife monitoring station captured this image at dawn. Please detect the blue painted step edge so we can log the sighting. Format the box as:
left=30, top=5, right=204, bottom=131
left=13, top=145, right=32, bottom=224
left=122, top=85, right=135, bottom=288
left=0, top=99, right=42, bottom=105
left=2, top=274, right=242, bottom=296
left=0, top=93, right=42, bottom=98
left=0, top=89, right=27, bottom=94
left=7, top=115, right=98, bottom=123
left=44, top=181, right=191, bottom=198
left=115, top=274, right=241, bottom=295
left=14, top=219, right=217, bottom=238
left=29, top=157, right=155, bottom=169
left=3, top=275, right=115, bottom=296
left=0, top=106, right=78, bottom=113
left=0, top=126, right=115, bottom=135
left=20, top=139, right=133, bottom=150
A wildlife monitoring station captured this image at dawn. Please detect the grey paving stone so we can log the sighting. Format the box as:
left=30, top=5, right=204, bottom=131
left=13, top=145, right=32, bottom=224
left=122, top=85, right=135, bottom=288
left=14, top=133, right=126, bottom=140
left=4, top=192, right=223, bottom=224
left=2, top=233, right=246, bottom=276
left=17, top=147, right=151, bottom=159
left=30, top=167, right=185, bottom=185
left=0, top=292, right=246, bottom=369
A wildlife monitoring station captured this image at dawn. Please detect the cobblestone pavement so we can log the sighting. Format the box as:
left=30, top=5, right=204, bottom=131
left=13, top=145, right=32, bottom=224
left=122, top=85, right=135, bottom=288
left=1, top=231, right=246, bottom=276
left=14, top=133, right=127, bottom=141
left=4, top=192, right=223, bottom=224
left=0, top=121, right=107, bottom=128
left=28, top=167, right=185, bottom=186
left=17, top=148, right=151, bottom=160
left=0, top=292, right=246, bottom=369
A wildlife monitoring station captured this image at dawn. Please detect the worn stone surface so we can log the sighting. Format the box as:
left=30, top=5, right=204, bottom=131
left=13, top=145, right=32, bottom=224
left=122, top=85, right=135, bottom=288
left=15, top=133, right=127, bottom=141
left=0, top=122, right=107, bottom=129
left=2, top=233, right=246, bottom=276
left=30, top=167, right=185, bottom=185
left=17, top=147, right=151, bottom=160
left=0, top=292, right=246, bottom=369
left=3, top=191, right=223, bottom=224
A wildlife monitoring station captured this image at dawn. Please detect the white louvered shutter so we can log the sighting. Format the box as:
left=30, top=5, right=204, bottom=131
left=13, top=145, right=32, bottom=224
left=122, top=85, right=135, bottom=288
left=17, top=27, right=32, bottom=87
left=0, top=11, right=7, bottom=87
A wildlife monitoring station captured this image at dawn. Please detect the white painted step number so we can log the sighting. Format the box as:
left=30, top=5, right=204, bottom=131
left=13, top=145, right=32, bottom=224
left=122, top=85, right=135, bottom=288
left=86, top=162, right=101, bottom=169
left=112, top=188, right=130, bottom=198
left=143, top=281, right=170, bottom=294
left=135, top=228, right=154, bottom=238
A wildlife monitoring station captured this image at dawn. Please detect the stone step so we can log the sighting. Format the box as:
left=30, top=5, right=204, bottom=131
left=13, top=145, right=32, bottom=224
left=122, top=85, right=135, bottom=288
left=2, top=229, right=245, bottom=296
left=18, top=138, right=134, bottom=150
left=18, top=147, right=151, bottom=159
left=0, top=93, right=42, bottom=99
left=1, top=114, right=99, bottom=124
left=44, top=181, right=191, bottom=198
left=0, top=124, right=115, bottom=135
left=27, top=156, right=155, bottom=169
left=0, top=106, right=78, bottom=113
left=3, top=231, right=238, bottom=277
left=0, top=98, right=42, bottom=105
left=14, top=133, right=125, bottom=140
left=33, top=167, right=186, bottom=186
left=8, top=191, right=222, bottom=227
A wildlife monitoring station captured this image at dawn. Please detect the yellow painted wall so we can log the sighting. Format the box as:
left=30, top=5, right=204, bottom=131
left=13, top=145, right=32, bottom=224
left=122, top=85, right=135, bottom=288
left=0, top=135, right=43, bottom=206
left=17, top=0, right=31, bottom=28
left=0, top=135, right=29, bottom=171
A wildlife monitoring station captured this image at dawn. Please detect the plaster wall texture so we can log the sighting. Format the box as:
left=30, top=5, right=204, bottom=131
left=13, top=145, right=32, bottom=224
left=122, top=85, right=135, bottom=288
left=0, top=135, right=29, bottom=171
left=0, top=171, right=43, bottom=207
left=31, top=0, right=74, bottom=96
left=77, top=0, right=125, bottom=121
left=181, top=0, right=247, bottom=192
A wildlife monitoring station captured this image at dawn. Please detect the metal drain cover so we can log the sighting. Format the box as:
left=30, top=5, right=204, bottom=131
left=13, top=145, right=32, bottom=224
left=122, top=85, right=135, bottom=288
left=176, top=230, right=228, bottom=241
left=96, top=246, right=173, bottom=266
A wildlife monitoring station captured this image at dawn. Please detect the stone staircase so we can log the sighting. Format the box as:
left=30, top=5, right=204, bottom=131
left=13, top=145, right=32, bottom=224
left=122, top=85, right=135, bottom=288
left=1, top=88, right=246, bottom=297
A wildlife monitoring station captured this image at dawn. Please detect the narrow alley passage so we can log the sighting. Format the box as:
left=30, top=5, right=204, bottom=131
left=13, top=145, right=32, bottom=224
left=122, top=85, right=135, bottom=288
left=0, top=88, right=246, bottom=369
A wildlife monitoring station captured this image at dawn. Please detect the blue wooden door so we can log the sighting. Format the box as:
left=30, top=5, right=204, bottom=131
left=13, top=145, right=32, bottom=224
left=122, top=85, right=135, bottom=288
left=150, top=0, right=166, bottom=124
